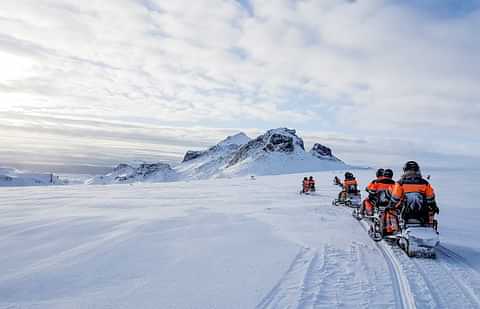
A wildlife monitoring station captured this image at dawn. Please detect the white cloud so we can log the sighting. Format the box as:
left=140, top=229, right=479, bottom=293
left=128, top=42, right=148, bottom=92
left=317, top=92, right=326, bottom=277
left=0, top=0, right=478, bottom=169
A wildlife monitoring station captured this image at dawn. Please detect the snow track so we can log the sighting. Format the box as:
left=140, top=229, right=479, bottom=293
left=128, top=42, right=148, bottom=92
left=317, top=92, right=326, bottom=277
left=255, top=247, right=318, bottom=309
left=257, top=241, right=393, bottom=309
left=437, top=244, right=480, bottom=298
left=410, top=254, right=480, bottom=308
left=377, top=243, right=417, bottom=309
left=357, top=220, right=416, bottom=309
left=384, top=244, right=480, bottom=309
left=357, top=217, right=480, bottom=309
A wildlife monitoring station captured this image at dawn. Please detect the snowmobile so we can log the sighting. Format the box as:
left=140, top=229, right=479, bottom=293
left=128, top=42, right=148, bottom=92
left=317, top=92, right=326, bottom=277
left=367, top=206, right=439, bottom=258
left=300, top=186, right=314, bottom=195
left=332, top=192, right=361, bottom=208
left=352, top=202, right=376, bottom=221
left=355, top=191, right=391, bottom=221
left=365, top=206, right=395, bottom=241
left=397, top=218, right=439, bottom=258
left=300, top=187, right=316, bottom=195
left=300, top=177, right=316, bottom=195
left=396, top=194, right=440, bottom=258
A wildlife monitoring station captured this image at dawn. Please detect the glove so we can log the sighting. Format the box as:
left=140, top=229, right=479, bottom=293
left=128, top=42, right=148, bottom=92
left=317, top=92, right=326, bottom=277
left=428, top=201, right=439, bottom=214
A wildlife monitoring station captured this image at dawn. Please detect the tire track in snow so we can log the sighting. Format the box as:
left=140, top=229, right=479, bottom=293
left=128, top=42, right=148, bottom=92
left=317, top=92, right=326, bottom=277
left=358, top=220, right=417, bottom=309
left=256, top=247, right=319, bottom=309
left=296, top=246, right=327, bottom=309
left=387, top=245, right=438, bottom=309
left=308, top=244, right=376, bottom=309
left=437, top=246, right=480, bottom=305
left=409, top=255, right=480, bottom=308
left=359, top=219, right=480, bottom=309
left=385, top=241, right=480, bottom=308
left=407, top=245, right=480, bottom=309
left=257, top=243, right=389, bottom=309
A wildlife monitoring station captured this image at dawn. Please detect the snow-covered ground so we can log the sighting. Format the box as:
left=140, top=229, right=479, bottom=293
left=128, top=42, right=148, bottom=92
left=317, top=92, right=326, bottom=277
left=0, top=169, right=479, bottom=308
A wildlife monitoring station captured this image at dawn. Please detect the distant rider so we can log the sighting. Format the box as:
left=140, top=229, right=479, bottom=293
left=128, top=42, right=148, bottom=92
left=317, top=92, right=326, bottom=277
left=388, top=161, right=439, bottom=228
left=302, top=177, right=310, bottom=193
left=338, top=172, right=358, bottom=201
left=308, top=176, right=316, bottom=192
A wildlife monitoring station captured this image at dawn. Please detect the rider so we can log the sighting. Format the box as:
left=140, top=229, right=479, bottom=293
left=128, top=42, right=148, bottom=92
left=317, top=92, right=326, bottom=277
left=308, top=176, right=316, bottom=192
left=374, top=169, right=395, bottom=207
left=302, top=177, right=310, bottom=193
left=371, top=168, right=398, bottom=235
left=360, top=168, right=389, bottom=217
left=389, top=161, right=439, bottom=227
left=338, top=172, right=358, bottom=201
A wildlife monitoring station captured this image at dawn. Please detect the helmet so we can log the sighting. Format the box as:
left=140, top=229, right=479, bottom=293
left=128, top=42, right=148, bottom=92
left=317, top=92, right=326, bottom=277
left=384, top=169, right=394, bottom=178
left=376, top=168, right=385, bottom=178
left=403, top=161, right=420, bottom=172
left=304, top=177, right=308, bottom=180
left=309, top=176, right=313, bottom=180
left=344, top=172, right=354, bottom=179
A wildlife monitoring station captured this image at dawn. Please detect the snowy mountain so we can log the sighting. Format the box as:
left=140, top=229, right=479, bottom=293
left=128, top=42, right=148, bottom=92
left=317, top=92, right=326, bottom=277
left=182, top=132, right=251, bottom=163
left=86, top=161, right=177, bottom=185
left=176, top=132, right=252, bottom=179
left=89, top=128, right=349, bottom=185
left=0, top=167, right=65, bottom=187
left=310, top=143, right=342, bottom=161
left=220, top=128, right=347, bottom=177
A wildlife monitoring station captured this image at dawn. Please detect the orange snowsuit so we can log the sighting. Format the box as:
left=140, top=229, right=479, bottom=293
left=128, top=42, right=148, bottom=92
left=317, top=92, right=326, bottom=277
left=343, top=179, right=358, bottom=193
left=362, top=178, right=395, bottom=216
left=390, top=172, right=437, bottom=226
left=339, top=178, right=358, bottom=201
left=302, top=179, right=310, bottom=193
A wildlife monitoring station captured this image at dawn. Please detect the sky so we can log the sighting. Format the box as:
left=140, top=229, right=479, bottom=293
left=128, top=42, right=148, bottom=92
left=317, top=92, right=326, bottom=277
left=0, top=0, right=479, bottom=172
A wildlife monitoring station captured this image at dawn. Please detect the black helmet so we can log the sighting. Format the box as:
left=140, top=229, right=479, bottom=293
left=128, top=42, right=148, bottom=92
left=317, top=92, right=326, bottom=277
left=403, top=161, right=420, bottom=172
left=304, top=177, right=308, bottom=180
left=376, top=168, right=385, bottom=178
left=309, top=176, right=313, bottom=180
left=384, top=169, right=394, bottom=178
left=344, top=172, right=354, bottom=179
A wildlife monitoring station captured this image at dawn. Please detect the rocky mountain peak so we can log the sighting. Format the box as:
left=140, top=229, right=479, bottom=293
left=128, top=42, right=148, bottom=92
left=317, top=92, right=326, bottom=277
left=310, top=143, right=342, bottom=161
left=217, top=132, right=251, bottom=147
left=182, top=132, right=250, bottom=163
left=228, top=128, right=305, bottom=167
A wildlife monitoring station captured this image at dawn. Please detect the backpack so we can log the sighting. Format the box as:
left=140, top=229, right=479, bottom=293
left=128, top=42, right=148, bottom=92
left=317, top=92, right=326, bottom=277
left=376, top=190, right=391, bottom=207
left=402, top=191, right=429, bottom=222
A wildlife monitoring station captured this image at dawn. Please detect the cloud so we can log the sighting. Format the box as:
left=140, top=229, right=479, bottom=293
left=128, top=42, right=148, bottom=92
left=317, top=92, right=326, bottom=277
left=0, top=0, right=479, bottom=170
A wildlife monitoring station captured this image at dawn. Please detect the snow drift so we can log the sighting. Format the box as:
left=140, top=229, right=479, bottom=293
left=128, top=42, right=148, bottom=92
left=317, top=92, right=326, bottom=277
left=89, top=128, right=349, bottom=184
